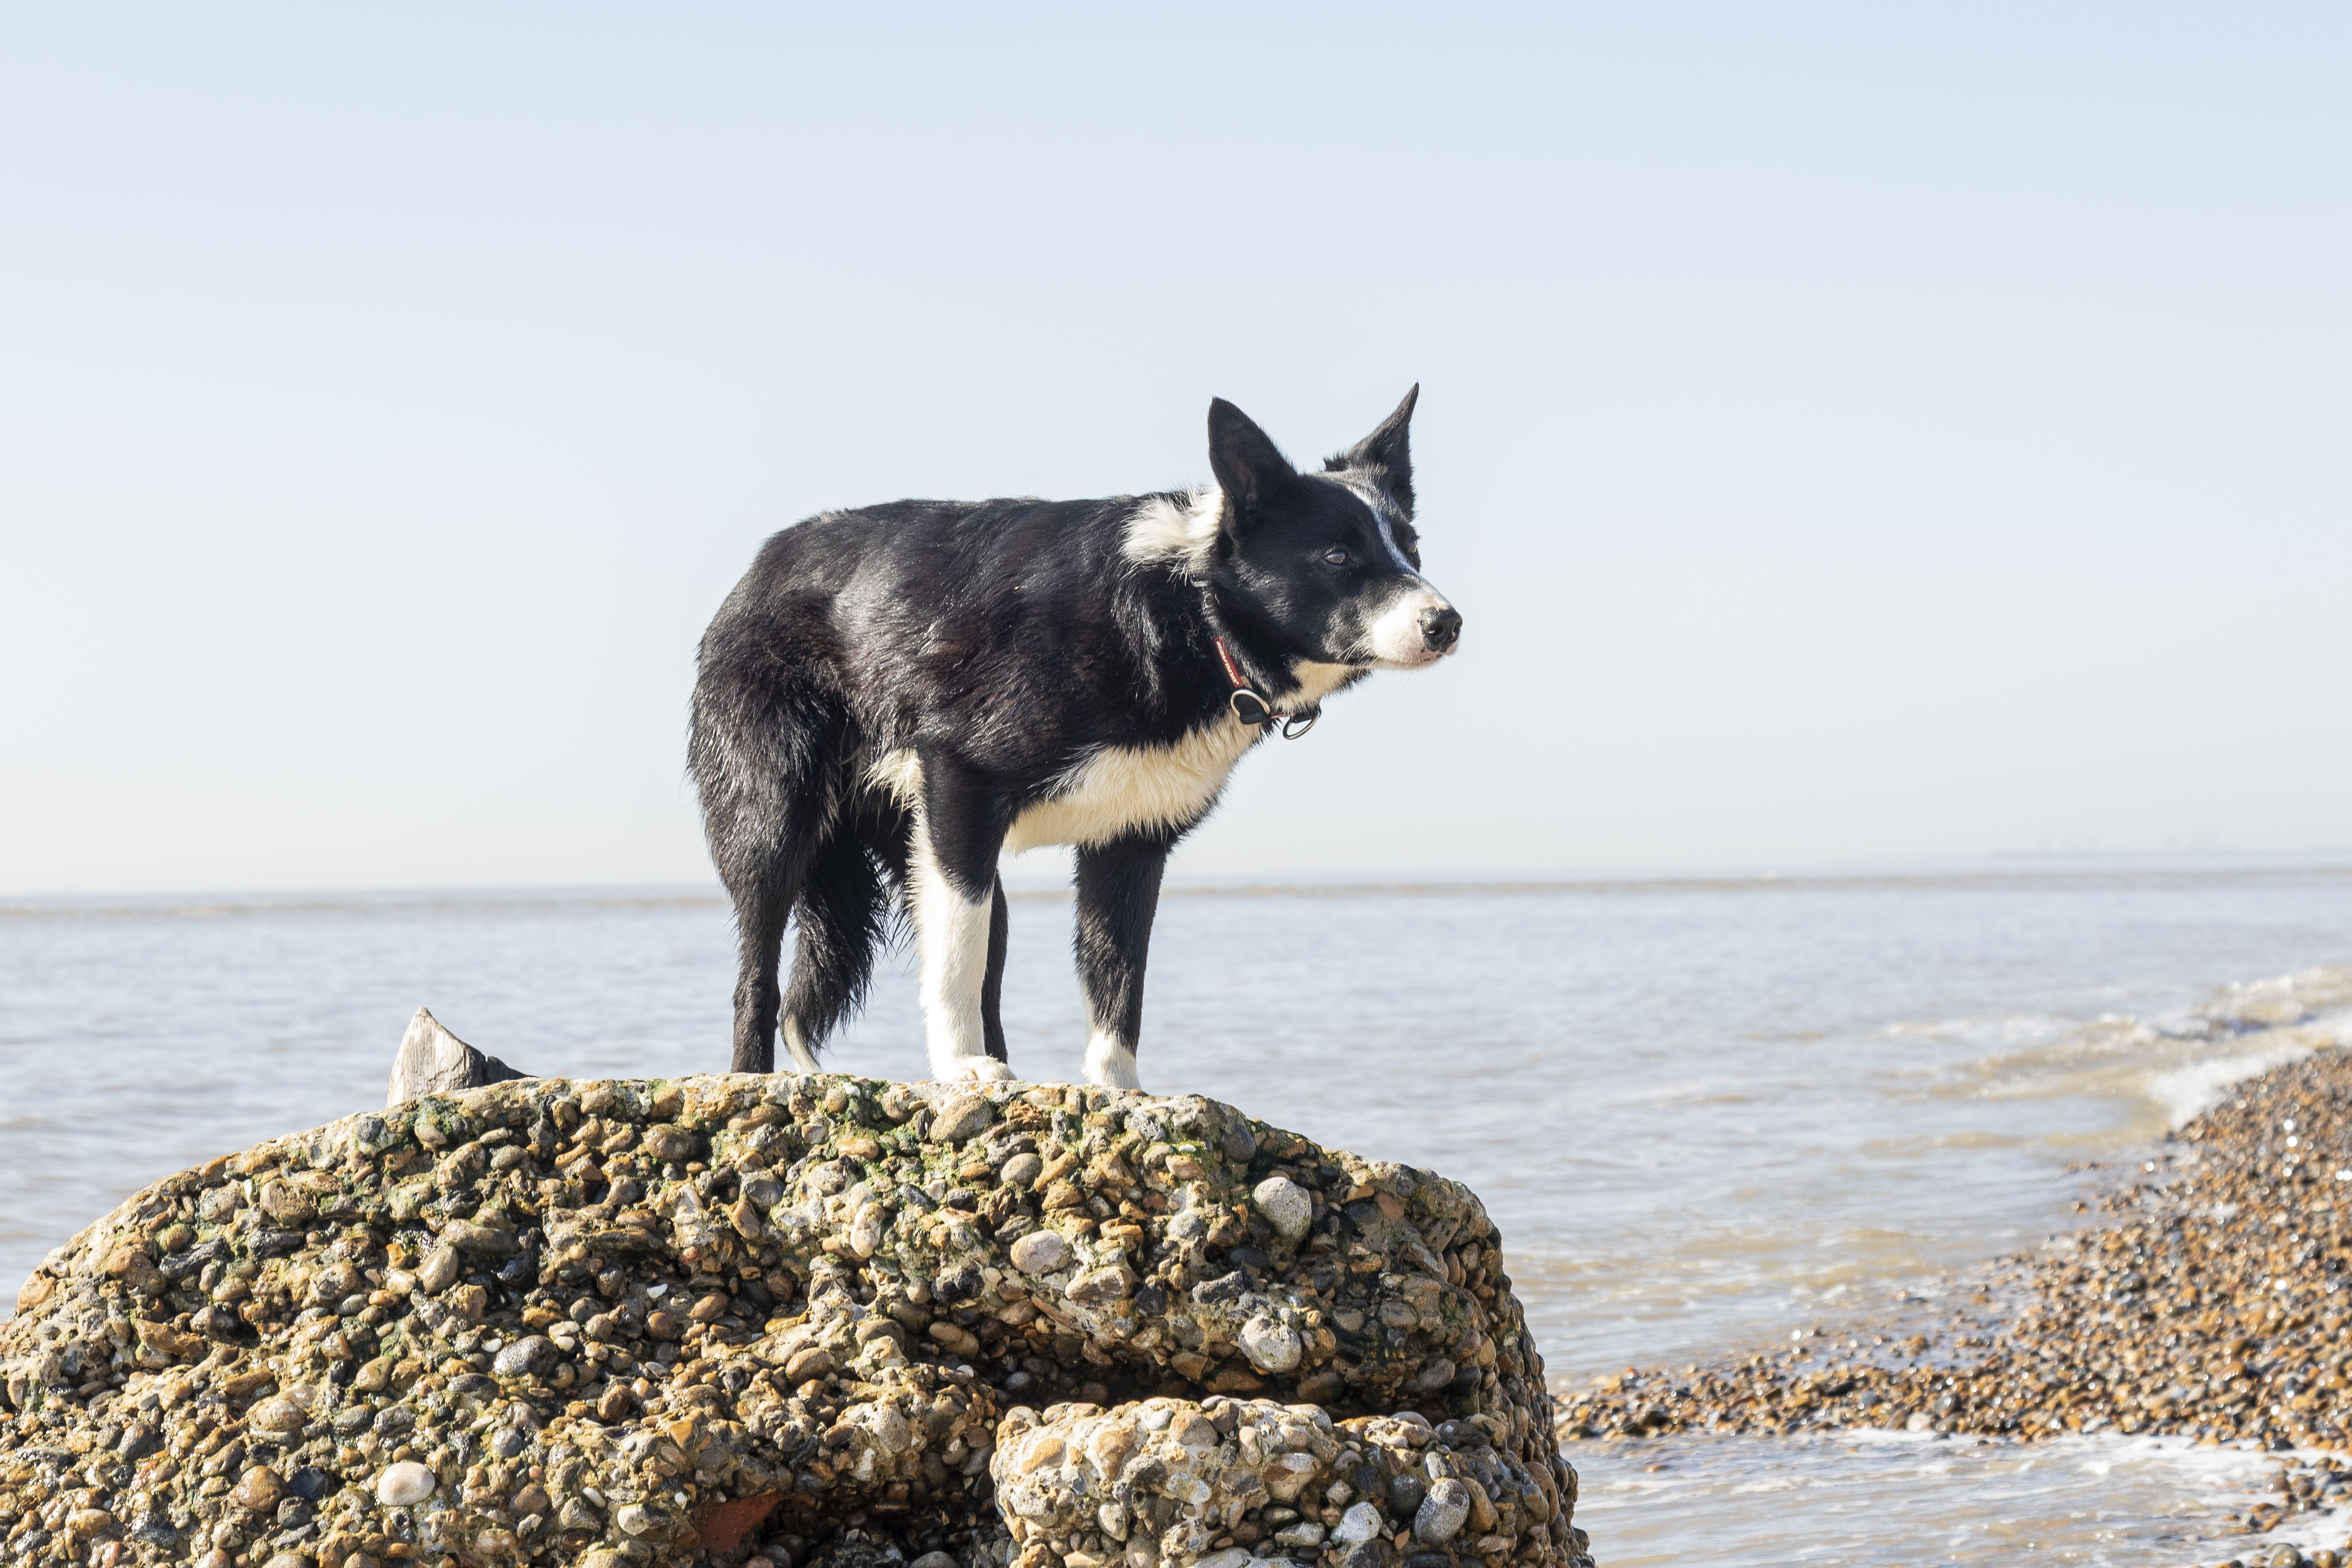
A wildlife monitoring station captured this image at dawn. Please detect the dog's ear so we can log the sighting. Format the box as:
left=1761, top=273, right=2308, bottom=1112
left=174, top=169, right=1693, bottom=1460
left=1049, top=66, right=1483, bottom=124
left=1323, top=384, right=1418, bottom=517
left=1207, top=398, right=1297, bottom=522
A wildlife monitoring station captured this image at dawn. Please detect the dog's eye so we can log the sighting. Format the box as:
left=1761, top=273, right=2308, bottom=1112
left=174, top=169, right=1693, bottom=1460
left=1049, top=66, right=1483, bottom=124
left=1322, top=547, right=1351, bottom=568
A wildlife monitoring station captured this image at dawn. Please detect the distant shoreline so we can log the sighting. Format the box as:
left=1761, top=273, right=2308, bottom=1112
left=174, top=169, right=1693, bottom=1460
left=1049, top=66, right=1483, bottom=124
left=12, top=859, right=2352, bottom=921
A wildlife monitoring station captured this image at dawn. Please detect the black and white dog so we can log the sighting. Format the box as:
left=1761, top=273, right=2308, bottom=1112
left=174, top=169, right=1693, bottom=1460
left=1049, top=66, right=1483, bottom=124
left=689, top=390, right=1461, bottom=1089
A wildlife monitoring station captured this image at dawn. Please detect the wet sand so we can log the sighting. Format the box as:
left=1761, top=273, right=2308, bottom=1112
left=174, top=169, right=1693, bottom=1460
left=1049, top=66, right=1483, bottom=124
left=1558, top=1048, right=2352, bottom=1564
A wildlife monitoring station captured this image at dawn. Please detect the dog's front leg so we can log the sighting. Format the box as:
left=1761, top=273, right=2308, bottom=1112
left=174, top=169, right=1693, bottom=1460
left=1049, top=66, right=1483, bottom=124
left=911, top=753, right=1018, bottom=1083
left=1074, top=833, right=1173, bottom=1090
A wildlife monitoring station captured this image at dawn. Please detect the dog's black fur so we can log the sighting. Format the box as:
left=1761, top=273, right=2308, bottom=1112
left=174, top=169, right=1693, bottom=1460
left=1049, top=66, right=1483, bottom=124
left=690, top=391, right=1460, bottom=1087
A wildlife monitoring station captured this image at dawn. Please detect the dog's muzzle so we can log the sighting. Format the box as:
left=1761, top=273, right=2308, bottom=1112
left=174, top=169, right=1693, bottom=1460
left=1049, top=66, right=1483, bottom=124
left=1370, top=586, right=1463, bottom=667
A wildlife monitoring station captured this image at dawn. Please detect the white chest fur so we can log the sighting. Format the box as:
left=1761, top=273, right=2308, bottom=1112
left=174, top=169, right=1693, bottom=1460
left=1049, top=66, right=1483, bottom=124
left=1002, top=718, right=1260, bottom=853
left=865, top=661, right=1355, bottom=854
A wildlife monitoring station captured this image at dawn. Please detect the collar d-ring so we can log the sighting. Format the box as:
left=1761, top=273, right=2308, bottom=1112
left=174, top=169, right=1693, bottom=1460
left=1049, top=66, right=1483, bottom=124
left=1214, top=635, right=1316, bottom=739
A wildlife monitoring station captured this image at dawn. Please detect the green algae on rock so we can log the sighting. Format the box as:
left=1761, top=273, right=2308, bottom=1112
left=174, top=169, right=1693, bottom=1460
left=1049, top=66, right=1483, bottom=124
left=2, top=1073, right=1588, bottom=1568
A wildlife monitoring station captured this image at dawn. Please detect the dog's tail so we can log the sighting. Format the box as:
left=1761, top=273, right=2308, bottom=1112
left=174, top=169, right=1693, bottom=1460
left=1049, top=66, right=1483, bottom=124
left=778, top=806, right=907, bottom=1068
left=690, top=627, right=860, bottom=1072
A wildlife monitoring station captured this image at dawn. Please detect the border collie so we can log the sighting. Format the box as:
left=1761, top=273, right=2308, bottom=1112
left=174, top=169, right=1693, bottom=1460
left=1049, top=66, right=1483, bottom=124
left=689, top=390, right=1461, bottom=1089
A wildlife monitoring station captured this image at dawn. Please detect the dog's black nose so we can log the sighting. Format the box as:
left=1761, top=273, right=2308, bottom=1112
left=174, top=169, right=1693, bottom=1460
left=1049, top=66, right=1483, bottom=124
left=1420, top=605, right=1462, bottom=654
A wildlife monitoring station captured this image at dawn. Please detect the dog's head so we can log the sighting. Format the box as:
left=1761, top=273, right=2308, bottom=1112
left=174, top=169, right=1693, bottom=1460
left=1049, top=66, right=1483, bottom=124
left=1203, top=388, right=1462, bottom=672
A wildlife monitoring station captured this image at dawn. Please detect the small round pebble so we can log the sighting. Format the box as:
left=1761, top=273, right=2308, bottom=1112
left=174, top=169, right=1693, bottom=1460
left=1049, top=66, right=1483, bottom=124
left=1332, top=1502, right=1386, bottom=1545
left=1415, top=1477, right=1470, bottom=1544
left=374, top=1460, right=436, bottom=1507
left=929, top=1090, right=996, bottom=1144
left=1252, top=1175, right=1315, bottom=1240
left=231, top=1466, right=285, bottom=1512
left=416, top=1246, right=459, bottom=1293
left=248, top=1394, right=308, bottom=1433
left=491, top=1334, right=556, bottom=1378
left=1010, top=1230, right=1071, bottom=1275
left=1240, top=1314, right=1304, bottom=1373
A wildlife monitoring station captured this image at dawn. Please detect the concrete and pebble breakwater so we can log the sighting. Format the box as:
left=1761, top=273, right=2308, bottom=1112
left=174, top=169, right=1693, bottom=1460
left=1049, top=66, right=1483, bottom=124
left=1560, top=1048, right=2352, bottom=1567
left=0, top=1073, right=1585, bottom=1568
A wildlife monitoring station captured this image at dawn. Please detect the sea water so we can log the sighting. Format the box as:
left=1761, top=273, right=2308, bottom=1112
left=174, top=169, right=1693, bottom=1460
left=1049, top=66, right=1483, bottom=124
left=6, top=861, right=2352, bottom=1564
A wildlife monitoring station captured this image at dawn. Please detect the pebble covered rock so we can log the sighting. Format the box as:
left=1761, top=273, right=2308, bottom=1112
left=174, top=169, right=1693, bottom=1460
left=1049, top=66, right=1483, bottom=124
left=992, top=1400, right=1561, bottom=1568
left=1, top=1073, right=1587, bottom=1568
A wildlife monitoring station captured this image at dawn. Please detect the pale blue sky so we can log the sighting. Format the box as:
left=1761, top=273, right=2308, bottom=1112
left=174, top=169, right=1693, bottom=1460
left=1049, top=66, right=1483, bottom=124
left=3, top=5, right=2346, bottom=892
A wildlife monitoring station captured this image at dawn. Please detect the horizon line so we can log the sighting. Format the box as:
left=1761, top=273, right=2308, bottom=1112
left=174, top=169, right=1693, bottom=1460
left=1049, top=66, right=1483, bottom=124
left=10, top=853, right=2352, bottom=921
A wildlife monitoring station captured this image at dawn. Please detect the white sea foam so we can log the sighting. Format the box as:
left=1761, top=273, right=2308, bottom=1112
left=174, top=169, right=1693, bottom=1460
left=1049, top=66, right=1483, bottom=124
left=1573, top=1429, right=2322, bottom=1566
left=2149, top=1037, right=2323, bottom=1126
left=2145, top=963, right=2352, bottom=1124
left=1898, top=963, right=2352, bottom=1129
left=1885, top=1011, right=2082, bottom=1048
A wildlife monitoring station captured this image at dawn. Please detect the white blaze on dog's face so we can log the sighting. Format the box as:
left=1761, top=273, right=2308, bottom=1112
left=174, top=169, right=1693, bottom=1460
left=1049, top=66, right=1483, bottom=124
left=1206, top=385, right=1463, bottom=675
left=1341, top=482, right=1460, bottom=671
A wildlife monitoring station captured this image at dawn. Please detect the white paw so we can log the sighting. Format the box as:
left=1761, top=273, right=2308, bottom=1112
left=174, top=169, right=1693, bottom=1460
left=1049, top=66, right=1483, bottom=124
left=1083, top=1032, right=1144, bottom=1091
left=938, top=1056, right=1017, bottom=1084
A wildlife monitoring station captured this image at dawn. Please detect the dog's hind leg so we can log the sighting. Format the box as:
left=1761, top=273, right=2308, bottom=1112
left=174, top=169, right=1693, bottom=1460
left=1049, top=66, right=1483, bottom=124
left=909, top=753, right=1017, bottom=1083
left=981, top=875, right=1010, bottom=1065
left=1073, top=833, right=1173, bottom=1090
left=723, top=863, right=796, bottom=1075
left=778, top=831, right=893, bottom=1072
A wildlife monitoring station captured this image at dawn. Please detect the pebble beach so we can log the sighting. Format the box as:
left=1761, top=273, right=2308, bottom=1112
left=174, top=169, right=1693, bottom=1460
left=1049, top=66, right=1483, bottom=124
left=1558, top=1046, right=2352, bottom=1566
